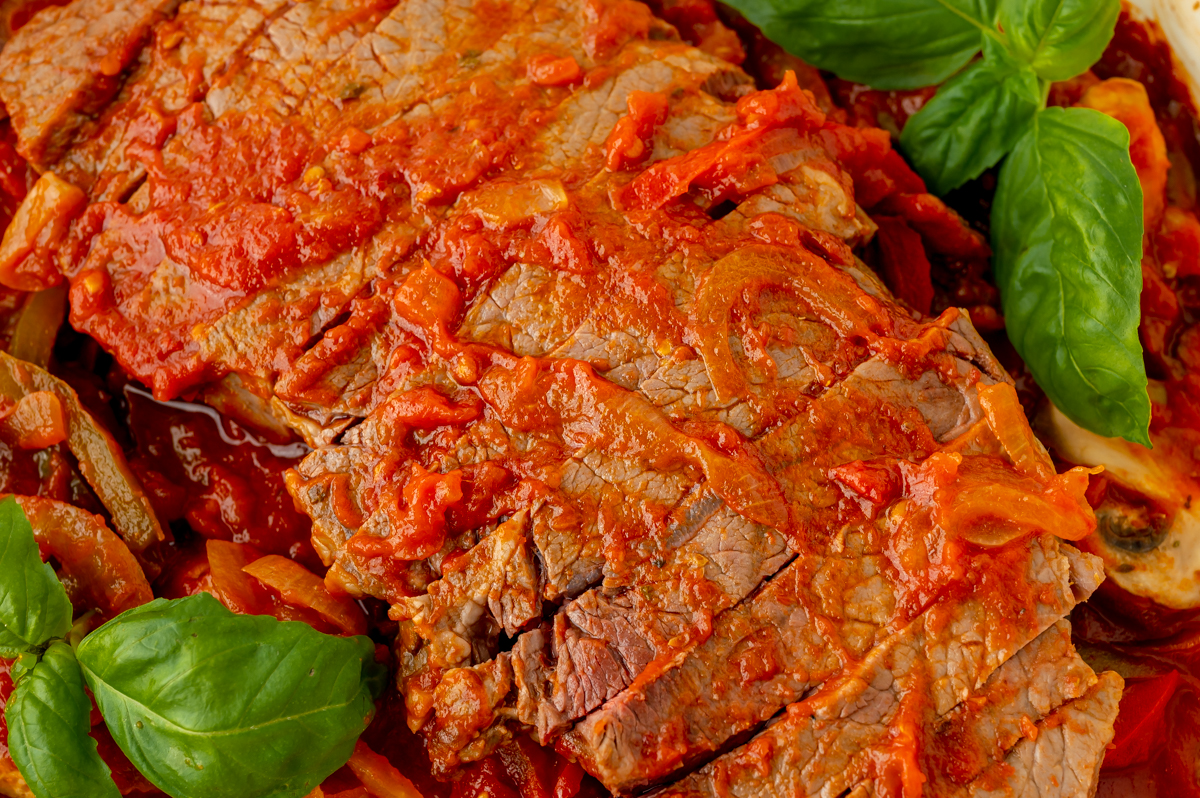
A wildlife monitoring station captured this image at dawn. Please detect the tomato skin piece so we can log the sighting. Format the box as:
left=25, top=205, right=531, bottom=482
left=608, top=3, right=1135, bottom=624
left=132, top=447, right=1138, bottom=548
left=1105, top=671, right=1181, bottom=770
left=873, top=216, right=933, bottom=315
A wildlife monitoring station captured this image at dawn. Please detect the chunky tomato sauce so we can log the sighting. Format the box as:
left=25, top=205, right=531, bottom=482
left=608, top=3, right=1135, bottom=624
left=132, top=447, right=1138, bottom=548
left=121, top=380, right=611, bottom=797
left=0, top=0, right=1197, bottom=796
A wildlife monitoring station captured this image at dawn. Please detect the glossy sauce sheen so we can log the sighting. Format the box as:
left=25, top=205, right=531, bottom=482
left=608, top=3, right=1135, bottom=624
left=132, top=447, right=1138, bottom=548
left=124, top=386, right=317, bottom=566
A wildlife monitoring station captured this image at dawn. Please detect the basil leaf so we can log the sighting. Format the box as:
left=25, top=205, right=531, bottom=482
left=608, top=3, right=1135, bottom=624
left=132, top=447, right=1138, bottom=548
left=0, top=625, right=25, bottom=659
left=992, top=107, right=1149, bottom=444
left=76, top=594, right=385, bottom=798
left=722, top=0, right=997, bottom=90
left=899, top=40, right=1042, bottom=194
left=0, top=496, right=73, bottom=651
left=5, top=642, right=121, bottom=798
left=998, top=0, right=1120, bottom=81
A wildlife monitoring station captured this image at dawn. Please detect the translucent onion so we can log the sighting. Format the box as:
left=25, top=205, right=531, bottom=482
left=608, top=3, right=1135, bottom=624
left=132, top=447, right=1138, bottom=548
left=937, top=469, right=1097, bottom=546
left=0, top=352, right=166, bottom=558
left=345, top=741, right=423, bottom=798
left=977, top=382, right=1055, bottom=482
left=690, top=245, right=891, bottom=402
left=205, top=539, right=270, bottom=616
left=243, top=554, right=368, bottom=636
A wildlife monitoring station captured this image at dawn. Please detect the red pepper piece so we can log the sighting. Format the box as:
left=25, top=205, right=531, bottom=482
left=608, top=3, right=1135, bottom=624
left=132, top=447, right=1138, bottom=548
left=1105, top=670, right=1181, bottom=770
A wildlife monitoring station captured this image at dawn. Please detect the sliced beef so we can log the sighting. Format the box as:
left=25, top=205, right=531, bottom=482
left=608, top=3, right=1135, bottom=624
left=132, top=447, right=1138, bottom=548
left=291, top=375, right=789, bottom=605
left=58, top=0, right=292, bottom=199
left=393, top=513, right=541, bottom=678
left=204, top=0, right=397, bottom=121
left=0, top=0, right=179, bottom=169
left=0, top=1, right=1123, bottom=795
left=652, top=589, right=1116, bottom=798
left=417, top=653, right=517, bottom=771
left=924, top=620, right=1098, bottom=795
left=407, top=348, right=1103, bottom=774
left=954, top=672, right=1123, bottom=798
left=568, top=537, right=1100, bottom=793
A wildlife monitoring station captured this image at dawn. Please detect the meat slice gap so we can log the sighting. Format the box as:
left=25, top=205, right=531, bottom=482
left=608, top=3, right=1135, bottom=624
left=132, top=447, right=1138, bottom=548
left=567, top=540, right=1103, bottom=794
left=651, top=603, right=1115, bottom=798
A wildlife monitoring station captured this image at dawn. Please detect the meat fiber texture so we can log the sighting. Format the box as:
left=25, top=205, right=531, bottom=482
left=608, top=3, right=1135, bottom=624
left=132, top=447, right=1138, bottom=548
left=0, top=0, right=1121, bottom=795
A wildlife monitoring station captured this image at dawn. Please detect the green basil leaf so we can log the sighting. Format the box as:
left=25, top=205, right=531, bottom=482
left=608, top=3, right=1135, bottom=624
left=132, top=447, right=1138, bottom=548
left=992, top=107, right=1149, bottom=444
left=899, top=40, right=1042, bottom=194
left=0, top=496, right=73, bottom=651
left=76, top=593, right=385, bottom=798
left=722, top=0, right=998, bottom=90
left=5, top=642, right=121, bottom=798
left=998, top=0, right=1121, bottom=81
left=0, top=624, right=25, bottom=659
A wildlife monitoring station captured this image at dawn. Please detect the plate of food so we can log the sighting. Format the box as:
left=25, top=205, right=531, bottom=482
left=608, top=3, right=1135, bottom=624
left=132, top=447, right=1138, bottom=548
left=0, top=0, right=1196, bottom=796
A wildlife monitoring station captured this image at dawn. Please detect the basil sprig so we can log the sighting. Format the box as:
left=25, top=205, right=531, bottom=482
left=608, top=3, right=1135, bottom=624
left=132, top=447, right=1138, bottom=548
left=0, top=496, right=72, bottom=657
left=726, top=0, right=1150, bottom=445
left=899, top=38, right=1042, bottom=194
left=0, top=498, right=387, bottom=798
left=998, top=0, right=1120, bottom=81
left=0, top=496, right=119, bottom=798
left=78, top=594, right=385, bottom=798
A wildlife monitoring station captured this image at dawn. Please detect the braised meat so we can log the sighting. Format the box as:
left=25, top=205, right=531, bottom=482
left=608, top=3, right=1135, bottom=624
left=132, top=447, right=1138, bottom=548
left=0, top=0, right=1121, bottom=795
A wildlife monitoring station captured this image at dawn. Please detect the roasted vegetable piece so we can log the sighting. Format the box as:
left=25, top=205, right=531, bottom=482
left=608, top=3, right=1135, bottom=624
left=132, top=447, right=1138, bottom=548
left=0, top=352, right=165, bottom=557
left=0, top=391, right=66, bottom=450
left=344, top=742, right=422, bottom=798
left=0, top=172, right=83, bottom=292
left=7, top=285, right=66, bottom=369
left=243, top=555, right=368, bottom=636
left=13, top=495, right=151, bottom=620
left=1105, top=670, right=1182, bottom=769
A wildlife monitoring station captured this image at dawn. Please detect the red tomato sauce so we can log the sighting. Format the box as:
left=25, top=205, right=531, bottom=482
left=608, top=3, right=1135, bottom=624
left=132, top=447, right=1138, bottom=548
left=123, top=385, right=318, bottom=569
left=1, top=3, right=1197, bottom=796
left=120, top=383, right=604, bottom=796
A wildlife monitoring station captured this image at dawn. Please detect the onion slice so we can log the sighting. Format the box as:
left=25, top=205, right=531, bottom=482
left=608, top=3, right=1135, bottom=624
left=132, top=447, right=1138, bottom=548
left=977, top=382, right=1055, bottom=481
left=345, top=741, right=423, bottom=798
left=243, top=554, right=368, bottom=636
left=0, top=352, right=166, bottom=558
left=690, top=245, right=892, bottom=402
